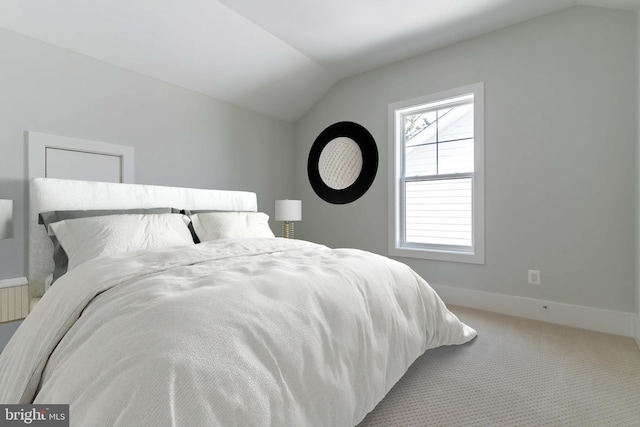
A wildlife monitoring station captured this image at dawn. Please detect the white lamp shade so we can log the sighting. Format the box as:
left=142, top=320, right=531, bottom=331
left=275, top=200, right=302, bottom=222
left=0, top=199, right=13, bottom=240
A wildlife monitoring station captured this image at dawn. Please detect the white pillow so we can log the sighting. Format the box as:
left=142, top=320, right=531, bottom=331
left=49, top=214, right=194, bottom=270
left=44, top=274, right=53, bottom=292
left=190, top=212, right=275, bottom=241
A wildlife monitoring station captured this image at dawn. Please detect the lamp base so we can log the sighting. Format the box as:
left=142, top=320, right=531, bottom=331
left=283, top=221, right=295, bottom=239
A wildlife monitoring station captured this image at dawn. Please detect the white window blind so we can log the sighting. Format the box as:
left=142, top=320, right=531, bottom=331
left=405, top=178, right=472, bottom=246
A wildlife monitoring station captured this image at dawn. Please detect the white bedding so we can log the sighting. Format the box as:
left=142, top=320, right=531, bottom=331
left=0, top=238, right=476, bottom=426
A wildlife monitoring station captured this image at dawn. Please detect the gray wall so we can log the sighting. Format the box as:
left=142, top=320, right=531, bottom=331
left=636, top=9, right=640, bottom=342
left=295, top=6, right=637, bottom=313
left=0, top=27, right=296, bottom=280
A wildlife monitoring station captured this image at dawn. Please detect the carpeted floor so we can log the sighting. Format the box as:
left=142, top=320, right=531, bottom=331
left=358, top=306, right=640, bottom=427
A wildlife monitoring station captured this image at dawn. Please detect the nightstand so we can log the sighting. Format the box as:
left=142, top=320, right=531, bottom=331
left=0, top=277, right=29, bottom=352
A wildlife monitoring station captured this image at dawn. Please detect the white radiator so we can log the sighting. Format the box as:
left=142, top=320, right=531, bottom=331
left=0, top=285, right=29, bottom=323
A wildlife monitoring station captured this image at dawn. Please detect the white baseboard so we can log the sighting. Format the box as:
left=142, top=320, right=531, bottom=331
left=635, top=315, right=640, bottom=349
left=432, top=284, right=636, bottom=338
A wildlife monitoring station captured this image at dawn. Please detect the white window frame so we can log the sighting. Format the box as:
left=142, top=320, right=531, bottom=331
left=388, top=83, right=484, bottom=264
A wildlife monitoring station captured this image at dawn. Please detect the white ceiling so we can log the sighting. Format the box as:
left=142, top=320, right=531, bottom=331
left=0, top=0, right=638, bottom=122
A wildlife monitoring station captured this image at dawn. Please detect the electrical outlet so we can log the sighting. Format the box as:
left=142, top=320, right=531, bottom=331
left=528, top=270, right=541, bottom=285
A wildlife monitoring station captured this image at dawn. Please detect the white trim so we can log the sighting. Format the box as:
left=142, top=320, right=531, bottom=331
left=26, top=131, right=134, bottom=183
left=390, top=247, right=483, bottom=264
left=432, top=283, right=636, bottom=338
left=0, top=277, right=28, bottom=290
left=388, top=82, right=484, bottom=264
left=634, top=315, right=640, bottom=348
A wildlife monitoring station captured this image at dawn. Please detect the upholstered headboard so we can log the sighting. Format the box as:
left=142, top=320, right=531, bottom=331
left=29, top=178, right=257, bottom=298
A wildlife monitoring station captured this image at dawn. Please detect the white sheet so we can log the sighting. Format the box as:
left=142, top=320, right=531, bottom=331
left=0, top=239, right=476, bottom=426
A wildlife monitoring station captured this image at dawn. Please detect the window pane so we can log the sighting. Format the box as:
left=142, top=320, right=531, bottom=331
left=438, top=103, right=473, bottom=143
left=405, top=143, right=436, bottom=177
left=404, top=110, right=437, bottom=144
left=438, top=139, right=473, bottom=174
left=405, top=178, right=472, bottom=247
left=402, top=101, right=474, bottom=178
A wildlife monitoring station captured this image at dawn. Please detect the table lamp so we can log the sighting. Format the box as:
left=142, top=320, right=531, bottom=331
left=275, top=200, right=301, bottom=239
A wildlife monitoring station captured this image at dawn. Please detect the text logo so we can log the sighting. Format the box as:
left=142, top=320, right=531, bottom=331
left=0, top=405, right=68, bottom=427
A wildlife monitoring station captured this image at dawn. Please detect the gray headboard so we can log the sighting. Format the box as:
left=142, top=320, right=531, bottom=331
left=29, top=178, right=258, bottom=298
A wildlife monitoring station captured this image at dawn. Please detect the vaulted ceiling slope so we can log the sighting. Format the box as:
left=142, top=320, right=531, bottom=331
left=0, top=0, right=638, bottom=122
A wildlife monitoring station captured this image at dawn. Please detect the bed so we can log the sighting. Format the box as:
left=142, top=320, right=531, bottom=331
left=0, top=177, right=476, bottom=426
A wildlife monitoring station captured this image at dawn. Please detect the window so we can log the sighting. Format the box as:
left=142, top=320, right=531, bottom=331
left=388, top=83, right=484, bottom=263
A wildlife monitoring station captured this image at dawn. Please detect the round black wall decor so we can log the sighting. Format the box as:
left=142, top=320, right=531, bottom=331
left=307, top=121, right=378, bottom=204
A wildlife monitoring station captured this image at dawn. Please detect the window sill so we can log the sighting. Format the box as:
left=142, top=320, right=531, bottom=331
left=389, top=245, right=484, bottom=264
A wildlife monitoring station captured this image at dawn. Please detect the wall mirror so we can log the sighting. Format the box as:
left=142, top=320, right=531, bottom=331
left=307, top=121, right=378, bottom=204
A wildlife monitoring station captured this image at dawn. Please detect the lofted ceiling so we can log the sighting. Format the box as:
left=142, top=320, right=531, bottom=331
left=0, top=0, right=638, bottom=122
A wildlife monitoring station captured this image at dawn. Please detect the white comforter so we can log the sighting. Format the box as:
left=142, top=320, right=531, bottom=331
left=0, top=238, right=476, bottom=426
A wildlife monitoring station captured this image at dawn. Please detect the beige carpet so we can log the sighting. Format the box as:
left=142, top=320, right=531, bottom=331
left=359, top=306, right=640, bottom=427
